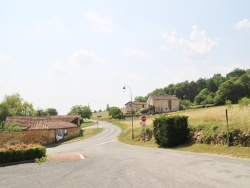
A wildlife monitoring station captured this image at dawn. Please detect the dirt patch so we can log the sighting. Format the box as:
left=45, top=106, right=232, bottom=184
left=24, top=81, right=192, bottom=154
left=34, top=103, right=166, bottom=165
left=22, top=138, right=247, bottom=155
left=47, top=153, right=85, bottom=160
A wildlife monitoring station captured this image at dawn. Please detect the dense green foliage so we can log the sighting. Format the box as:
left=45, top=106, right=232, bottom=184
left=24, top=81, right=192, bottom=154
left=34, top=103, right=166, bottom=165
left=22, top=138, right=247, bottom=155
left=108, top=107, right=124, bottom=119
left=46, top=108, right=58, bottom=115
left=0, top=93, right=35, bottom=122
left=35, top=108, right=49, bottom=116
left=134, top=96, right=147, bottom=102
left=0, top=144, right=46, bottom=164
left=1, top=121, right=22, bottom=132
left=145, top=68, right=250, bottom=107
left=68, top=105, right=92, bottom=119
left=153, top=115, right=190, bottom=147
left=35, top=108, right=58, bottom=116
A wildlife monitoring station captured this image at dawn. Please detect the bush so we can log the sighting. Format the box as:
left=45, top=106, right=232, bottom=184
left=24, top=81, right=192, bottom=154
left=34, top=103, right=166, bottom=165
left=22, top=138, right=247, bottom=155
left=153, top=115, right=190, bottom=148
left=238, top=97, right=250, bottom=108
left=0, top=143, right=46, bottom=164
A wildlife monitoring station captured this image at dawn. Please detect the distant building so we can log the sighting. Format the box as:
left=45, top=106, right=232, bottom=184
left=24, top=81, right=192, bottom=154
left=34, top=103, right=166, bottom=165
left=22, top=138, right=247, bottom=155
left=146, top=95, right=180, bottom=113
left=124, top=101, right=146, bottom=114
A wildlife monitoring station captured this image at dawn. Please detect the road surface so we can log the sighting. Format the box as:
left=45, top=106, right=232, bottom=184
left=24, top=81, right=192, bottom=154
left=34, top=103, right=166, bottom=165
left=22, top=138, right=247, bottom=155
left=1, top=121, right=250, bottom=188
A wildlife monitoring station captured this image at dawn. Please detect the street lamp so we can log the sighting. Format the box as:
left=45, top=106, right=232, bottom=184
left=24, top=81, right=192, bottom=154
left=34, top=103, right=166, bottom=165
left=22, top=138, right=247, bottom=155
left=123, top=85, right=134, bottom=140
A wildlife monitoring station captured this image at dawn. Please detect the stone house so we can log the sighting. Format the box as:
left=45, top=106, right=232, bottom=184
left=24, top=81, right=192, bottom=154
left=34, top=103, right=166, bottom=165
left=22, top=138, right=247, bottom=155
left=2, top=115, right=81, bottom=145
left=146, top=95, right=180, bottom=113
left=124, top=101, right=147, bottom=113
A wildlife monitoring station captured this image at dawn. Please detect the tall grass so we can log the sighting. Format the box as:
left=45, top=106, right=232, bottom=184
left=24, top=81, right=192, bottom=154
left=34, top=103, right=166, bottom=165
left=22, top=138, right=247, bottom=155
left=178, top=105, right=250, bottom=133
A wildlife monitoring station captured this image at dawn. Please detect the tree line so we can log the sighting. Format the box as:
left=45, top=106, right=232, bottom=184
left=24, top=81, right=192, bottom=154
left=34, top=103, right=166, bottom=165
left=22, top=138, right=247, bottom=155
left=135, top=68, right=250, bottom=109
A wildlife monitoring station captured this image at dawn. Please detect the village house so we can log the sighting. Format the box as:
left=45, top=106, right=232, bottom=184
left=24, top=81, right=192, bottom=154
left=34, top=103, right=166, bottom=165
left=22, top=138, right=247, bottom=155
left=146, top=95, right=180, bottom=113
left=2, top=115, right=81, bottom=145
left=124, top=101, right=147, bottom=114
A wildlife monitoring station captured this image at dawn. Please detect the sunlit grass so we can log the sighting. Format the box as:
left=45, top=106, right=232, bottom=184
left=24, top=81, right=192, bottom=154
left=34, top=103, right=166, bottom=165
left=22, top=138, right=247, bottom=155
left=81, top=119, right=96, bottom=128
left=63, top=128, right=103, bottom=143
left=175, top=144, right=250, bottom=159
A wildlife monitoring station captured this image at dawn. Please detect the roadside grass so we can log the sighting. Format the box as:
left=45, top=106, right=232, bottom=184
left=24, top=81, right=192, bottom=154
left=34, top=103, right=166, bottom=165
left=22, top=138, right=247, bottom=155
left=95, top=105, right=250, bottom=159
left=81, top=119, right=96, bottom=128
left=63, top=128, right=103, bottom=143
left=175, top=144, right=250, bottom=159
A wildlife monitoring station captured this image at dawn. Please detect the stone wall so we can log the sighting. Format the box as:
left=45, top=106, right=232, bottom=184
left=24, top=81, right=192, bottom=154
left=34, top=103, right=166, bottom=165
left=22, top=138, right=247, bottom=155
left=0, top=127, right=80, bottom=146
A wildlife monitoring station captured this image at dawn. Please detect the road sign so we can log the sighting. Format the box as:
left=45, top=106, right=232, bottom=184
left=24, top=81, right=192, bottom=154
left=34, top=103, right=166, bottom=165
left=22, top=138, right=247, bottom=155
left=141, top=115, right=146, bottom=121
left=141, top=121, right=146, bottom=128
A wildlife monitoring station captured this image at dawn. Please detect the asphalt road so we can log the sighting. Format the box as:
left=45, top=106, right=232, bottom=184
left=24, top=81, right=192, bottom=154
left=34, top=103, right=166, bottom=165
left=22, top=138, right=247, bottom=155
left=1, top=121, right=250, bottom=188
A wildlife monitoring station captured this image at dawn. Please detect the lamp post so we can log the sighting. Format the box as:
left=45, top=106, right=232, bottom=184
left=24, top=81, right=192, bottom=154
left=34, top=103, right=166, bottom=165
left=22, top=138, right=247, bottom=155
left=123, top=85, right=134, bottom=140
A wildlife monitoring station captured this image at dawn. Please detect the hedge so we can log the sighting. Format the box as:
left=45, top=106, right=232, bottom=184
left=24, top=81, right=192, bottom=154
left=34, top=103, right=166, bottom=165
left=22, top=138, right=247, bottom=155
left=153, top=115, right=190, bottom=148
left=0, top=144, right=46, bottom=164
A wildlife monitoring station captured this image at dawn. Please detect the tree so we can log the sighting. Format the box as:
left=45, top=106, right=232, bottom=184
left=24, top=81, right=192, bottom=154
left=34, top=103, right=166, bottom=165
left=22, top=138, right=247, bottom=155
left=237, top=74, right=250, bottom=97
left=238, top=97, right=250, bottom=108
left=214, top=80, right=246, bottom=105
left=108, top=107, right=123, bottom=119
left=149, top=88, right=165, bottom=96
left=35, top=109, right=49, bottom=116
left=207, top=74, right=226, bottom=93
left=164, top=84, right=175, bottom=95
left=179, top=100, right=192, bottom=110
left=46, top=108, right=58, bottom=115
left=174, top=81, right=190, bottom=100
left=0, top=93, right=35, bottom=122
left=196, top=78, right=207, bottom=93
left=226, top=68, right=246, bottom=79
left=134, top=96, right=147, bottom=102
left=68, top=105, right=92, bottom=119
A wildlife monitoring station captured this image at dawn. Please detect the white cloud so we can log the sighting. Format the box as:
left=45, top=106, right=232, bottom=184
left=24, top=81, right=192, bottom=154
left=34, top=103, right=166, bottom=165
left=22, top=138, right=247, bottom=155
left=85, top=11, right=113, bottom=33
left=0, top=51, right=12, bottom=62
left=50, top=63, right=71, bottom=75
left=161, top=25, right=219, bottom=58
left=234, top=18, right=250, bottom=30
left=121, top=48, right=151, bottom=58
left=68, top=49, right=107, bottom=65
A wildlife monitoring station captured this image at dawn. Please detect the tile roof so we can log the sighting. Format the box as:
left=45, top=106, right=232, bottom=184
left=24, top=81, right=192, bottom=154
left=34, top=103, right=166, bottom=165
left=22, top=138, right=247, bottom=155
left=27, top=121, right=78, bottom=130
left=5, top=115, right=80, bottom=129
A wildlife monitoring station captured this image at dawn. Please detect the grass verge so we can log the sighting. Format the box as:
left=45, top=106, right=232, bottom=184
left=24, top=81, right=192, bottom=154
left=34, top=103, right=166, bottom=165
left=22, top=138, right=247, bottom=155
left=63, top=128, right=103, bottom=144
left=175, top=144, right=250, bottom=159
left=81, top=120, right=96, bottom=128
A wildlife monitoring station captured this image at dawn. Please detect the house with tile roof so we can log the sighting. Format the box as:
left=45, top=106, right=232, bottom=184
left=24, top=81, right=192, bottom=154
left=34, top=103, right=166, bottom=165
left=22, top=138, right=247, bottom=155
left=3, top=115, right=81, bottom=145
left=124, top=101, right=147, bottom=114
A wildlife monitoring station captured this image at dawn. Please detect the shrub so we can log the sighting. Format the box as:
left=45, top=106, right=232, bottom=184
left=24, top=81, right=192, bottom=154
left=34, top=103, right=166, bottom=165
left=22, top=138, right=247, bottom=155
left=0, top=143, right=46, bottom=164
left=238, top=97, right=250, bottom=108
left=153, top=115, right=190, bottom=148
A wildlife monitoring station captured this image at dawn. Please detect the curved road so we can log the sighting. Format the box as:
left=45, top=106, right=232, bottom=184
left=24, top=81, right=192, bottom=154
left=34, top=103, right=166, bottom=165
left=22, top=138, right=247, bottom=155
left=1, top=121, right=250, bottom=188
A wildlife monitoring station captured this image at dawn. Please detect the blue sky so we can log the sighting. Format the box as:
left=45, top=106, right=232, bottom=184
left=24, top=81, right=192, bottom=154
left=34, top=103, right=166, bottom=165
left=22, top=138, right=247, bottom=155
left=1, top=0, right=250, bottom=114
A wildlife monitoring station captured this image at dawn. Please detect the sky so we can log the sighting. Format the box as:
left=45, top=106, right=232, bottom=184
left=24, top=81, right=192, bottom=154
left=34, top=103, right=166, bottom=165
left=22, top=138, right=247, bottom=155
left=1, top=0, right=250, bottom=115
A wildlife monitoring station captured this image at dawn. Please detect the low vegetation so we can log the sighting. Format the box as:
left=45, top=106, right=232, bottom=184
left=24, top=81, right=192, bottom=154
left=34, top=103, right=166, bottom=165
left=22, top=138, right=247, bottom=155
left=0, top=143, right=46, bottom=164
